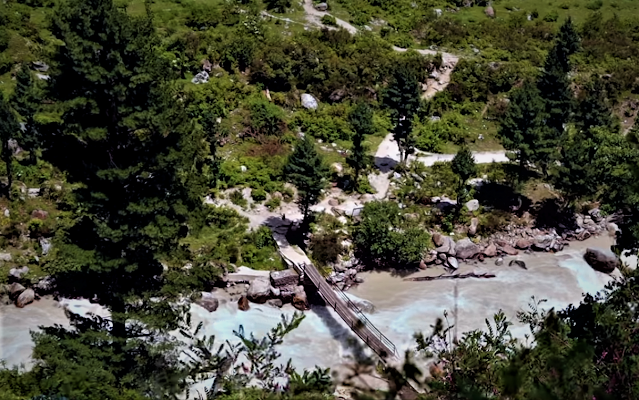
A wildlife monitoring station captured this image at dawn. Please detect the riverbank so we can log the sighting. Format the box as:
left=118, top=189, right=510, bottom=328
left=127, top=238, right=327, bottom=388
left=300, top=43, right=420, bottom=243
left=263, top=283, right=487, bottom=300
left=1, top=235, right=623, bottom=377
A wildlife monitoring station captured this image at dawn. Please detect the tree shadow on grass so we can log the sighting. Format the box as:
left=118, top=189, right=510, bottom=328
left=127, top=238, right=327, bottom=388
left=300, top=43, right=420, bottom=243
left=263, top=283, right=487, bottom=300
left=475, top=182, right=533, bottom=214
left=533, top=198, right=578, bottom=234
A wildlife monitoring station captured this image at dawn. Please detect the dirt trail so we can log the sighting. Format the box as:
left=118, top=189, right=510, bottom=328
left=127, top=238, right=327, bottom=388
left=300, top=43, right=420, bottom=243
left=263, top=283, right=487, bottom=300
left=302, top=0, right=359, bottom=34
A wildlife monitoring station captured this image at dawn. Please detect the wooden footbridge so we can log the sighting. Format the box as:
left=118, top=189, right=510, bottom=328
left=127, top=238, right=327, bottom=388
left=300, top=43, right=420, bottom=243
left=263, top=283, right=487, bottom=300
left=271, top=224, right=398, bottom=361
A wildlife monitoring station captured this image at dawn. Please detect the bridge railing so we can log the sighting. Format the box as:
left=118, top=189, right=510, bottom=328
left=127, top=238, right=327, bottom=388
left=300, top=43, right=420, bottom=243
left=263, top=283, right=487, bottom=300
left=296, top=262, right=398, bottom=358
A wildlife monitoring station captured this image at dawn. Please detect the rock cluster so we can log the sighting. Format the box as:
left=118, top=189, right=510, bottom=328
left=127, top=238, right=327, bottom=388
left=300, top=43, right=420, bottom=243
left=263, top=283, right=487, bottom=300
left=423, top=208, right=620, bottom=274
left=220, top=268, right=309, bottom=311
left=326, top=267, right=362, bottom=291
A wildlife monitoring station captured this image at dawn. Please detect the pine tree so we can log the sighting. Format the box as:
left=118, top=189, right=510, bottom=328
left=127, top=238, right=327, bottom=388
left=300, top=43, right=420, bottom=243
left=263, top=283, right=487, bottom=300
left=348, top=102, right=374, bottom=191
left=451, top=146, right=476, bottom=204
left=499, top=80, right=547, bottom=180
left=557, top=17, right=580, bottom=62
left=11, top=65, right=40, bottom=160
left=576, top=77, right=615, bottom=133
left=0, top=95, right=19, bottom=198
left=30, top=0, right=210, bottom=396
left=384, top=65, right=421, bottom=163
left=284, top=135, right=329, bottom=221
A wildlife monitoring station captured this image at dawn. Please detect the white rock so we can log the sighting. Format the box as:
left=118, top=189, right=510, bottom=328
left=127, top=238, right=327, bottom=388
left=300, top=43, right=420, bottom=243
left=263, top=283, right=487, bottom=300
left=465, top=199, right=480, bottom=212
left=301, top=93, right=318, bottom=110
left=240, top=165, right=247, bottom=172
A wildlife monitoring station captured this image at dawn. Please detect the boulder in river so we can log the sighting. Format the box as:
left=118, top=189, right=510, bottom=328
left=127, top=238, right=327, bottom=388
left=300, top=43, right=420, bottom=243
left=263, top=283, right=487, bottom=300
left=584, top=248, right=619, bottom=274
left=508, top=260, right=527, bottom=270
left=292, top=285, right=308, bottom=310
left=267, top=298, right=283, bottom=308
left=454, top=238, right=480, bottom=260
left=196, top=293, right=219, bottom=313
left=432, top=233, right=445, bottom=247
left=247, top=278, right=272, bottom=303
left=495, top=257, right=504, bottom=266
left=447, top=257, right=459, bottom=270
left=16, top=288, right=35, bottom=308
left=270, top=269, right=299, bottom=287
left=435, top=235, right=456, bottom=256
left=238, top=295, right=250, bottom=311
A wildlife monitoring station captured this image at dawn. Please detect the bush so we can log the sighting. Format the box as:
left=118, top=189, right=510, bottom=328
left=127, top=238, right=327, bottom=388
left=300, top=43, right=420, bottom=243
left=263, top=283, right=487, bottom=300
left=543, top=11, right=559, bottom=22
left=265, top=197, right=281, bottom=211
left=353, top=201, right=430, bottom=268
left=230, top=190, right=247, bottom=207
left=247, top=98, right=286, bottom=136
left=310, top=232, right=344, bottom=266
left=251, top=188, right=267, bottom=202
left=321, top=15, right=337, bottom=26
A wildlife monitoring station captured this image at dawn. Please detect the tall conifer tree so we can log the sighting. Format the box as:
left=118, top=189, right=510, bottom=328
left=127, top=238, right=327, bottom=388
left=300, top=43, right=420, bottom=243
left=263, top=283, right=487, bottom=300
left=348, top=102, right=374, bottom=191
left=384, top=65, right=420, bottom=163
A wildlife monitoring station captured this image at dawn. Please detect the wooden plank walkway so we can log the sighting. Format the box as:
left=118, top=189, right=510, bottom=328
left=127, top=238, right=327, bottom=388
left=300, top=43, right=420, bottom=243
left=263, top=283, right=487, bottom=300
left=294, top=261, right=398, bottom=361
left=269, top=223, right=398, bottom=361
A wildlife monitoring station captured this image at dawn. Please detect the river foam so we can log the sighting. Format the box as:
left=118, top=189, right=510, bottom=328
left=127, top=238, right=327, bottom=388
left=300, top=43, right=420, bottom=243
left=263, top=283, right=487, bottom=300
left=0, top=235, right=624, bottom=375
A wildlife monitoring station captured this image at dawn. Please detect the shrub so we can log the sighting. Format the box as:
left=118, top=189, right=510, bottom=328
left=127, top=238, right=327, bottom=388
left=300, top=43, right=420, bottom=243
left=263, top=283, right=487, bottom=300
left=251, top=188, right=267, bottom=202
left=543, top=11, right=559, bottom=22
left=247, top=98, right=286, bottom=136
left=230, top=190, right=247, bottom=207
left=310, top=232, right=344, bottom=266
left=321, top=15, right=337, bottom=26
left=353, top=201, right=430, bottom=268
left=265, top=197, right=281, bottom=211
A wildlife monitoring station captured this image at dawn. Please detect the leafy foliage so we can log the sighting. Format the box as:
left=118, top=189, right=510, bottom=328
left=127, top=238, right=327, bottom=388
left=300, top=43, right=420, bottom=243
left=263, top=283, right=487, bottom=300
left=353, top=200, right=429, bottom=268
left=384, top=65, right=421, bottom=162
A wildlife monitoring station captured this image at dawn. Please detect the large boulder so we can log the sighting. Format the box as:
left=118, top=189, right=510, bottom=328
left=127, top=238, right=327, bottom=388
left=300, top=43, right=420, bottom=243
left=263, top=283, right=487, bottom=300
left=16, top=288, right=35, bottom=308
left=454, top=238, right=480, bottom=260
left=432, top=233, right=445, bottom=247
left=301, top=93, right=318, bottom=110
left=315, top=2, right=328, bottom=11
left=267, top=298, right=283, bottom=308
left=238, top=295, right=250, bottom=311
left=196, top=292, right=219, bottom=312
left=8, top=282, right=25, bottom=299
left=40, top=237, right=52, bottom=255
left=483, top=243, right=497, bottom=257
left=584, top=248, right=619, bottom=274
left=270, top=269, right=299, bottom=287
left=292, top=286, right=308, bottom=310
left=8, top=266, right=29, bottom=279
left=465, top=199, right=480, bottom=212
left=533, top=234, right=555, bottom=251
left=509, top=260, right=527, bottom=270
left=0, top=253, right=12, bottom=262
left=499, top=244, right=519, bottom=255
left=191, top=71, right=209, bottom=84
left=279, top=284, right=297, bottom=303
left=247, top=278, right=272, bottom=303
left=515, top=238, right=533, bottom=250
left=447, top=257, right=459, bottom=270
left=435, top=235, right=456, bottom=256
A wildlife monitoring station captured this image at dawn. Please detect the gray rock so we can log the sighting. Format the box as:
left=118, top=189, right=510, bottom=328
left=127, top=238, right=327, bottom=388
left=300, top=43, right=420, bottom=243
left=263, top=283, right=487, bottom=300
left=454, top=238, right=480, bottom=260
left=196, top=293, right=219, bottom=312
left=393, top=172, right=402, bottom=179
left=267, top=298, right=283, bottom=308
left=465, top=199, right=479, bottom=212
left=515, top=238, right=532, bottom=250
left=240, top=165, right=247, bottom=172
left=27, top=188, right=40, bottom=198
left=607, top=222, right=620, bottom=236
left=533, top=234, right=555, bottom=251
left=3, top=209, right=9, bottom=217
left=279, top=284, right=297, bottom=302
left=584, top=248, right=619, bottom=274
left=315, top=2, right=328, bottom=11
left=0, top=253, right=12, bottom=262
left=40, top=238, right=52, bottom=256
left=447, top=257, right=459, bottom=270
left=435, top=235, right=456, bottom=256
left=270, top=286, right=281, bottom=297
left=411, top=173, right=424, bottom=183
left=32, top=61, right=49, bottom=72
left=508, top=259, right=527, bottom=270
left=247, top=278, right=272, bottom=303
left=350, top=297, right=375, bottom=313
left=588, top=208, right=603, bottom=222
left=9, top=282, right=25, bottom=299
left=191, top=71, right=209, bottom=84
left=483, top=243, right=497, bottom=257
left=301, top=93, right=318, bottom=110
left=16, top=288, right=35, bottom=308
left=434, top=8, right=442, bottom=17
left=495, top=257, right=504, bottom=266
left=468, top=217, right=479, bottom=236
left=270, top=269, right=299, bottom=287
left=34, top=276, right=53, bottom=293
left=8, top=266, right=29, bottom=279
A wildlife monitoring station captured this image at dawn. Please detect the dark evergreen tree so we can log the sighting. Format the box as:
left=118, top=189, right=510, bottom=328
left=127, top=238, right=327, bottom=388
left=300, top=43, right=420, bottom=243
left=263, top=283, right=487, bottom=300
left=27, top=0, right=210, bottom=397
left=384, top=65, right=421, bottom=163
left=284, top=135, right=329, bottom=221
left=557, top=17, right=581, bottom=62
left=498, top=80, right=547, bottom=180
left=0, top=95, right=19, bottom=198
left=348, top=102, right=374, bottom=191
left=576, top=77, right=615, bottom=133
left=451, top=146, right=476, bottom=204
left=11, top=65, right=41, bottom=160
